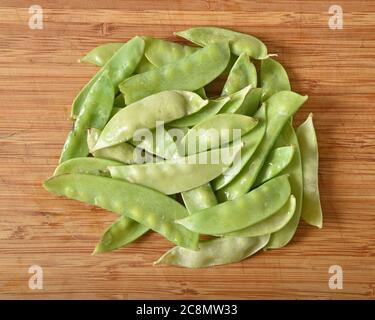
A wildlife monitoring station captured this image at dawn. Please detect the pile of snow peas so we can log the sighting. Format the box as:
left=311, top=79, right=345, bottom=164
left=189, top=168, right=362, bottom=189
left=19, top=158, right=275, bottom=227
left=44, top=27, right=323, bottom=268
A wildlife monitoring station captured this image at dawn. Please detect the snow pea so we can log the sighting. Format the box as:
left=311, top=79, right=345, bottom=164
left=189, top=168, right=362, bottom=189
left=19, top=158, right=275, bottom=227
left=71, top=36, right=145, bottom=119
left=59, top=73, right=114, bottom=163
left=296, top=113, right=323, bottom=228
left=235, top=87, right=262, bottom=116
left=181, top=183, right=218, bottom=214
left=224, top=195, right=296, bottom=237
left=169, top=97, right=230, bottom=128
left=221, top=53, right=257, bottom=96
left=212, top=103, right=266, bottom=190
left=216, top=91, right=307, bottom=201
left=181, top=113, right=258, bottom=156
left=253, top=145, right=295, bottom=187
left=108, top=144, right=241, bottom=195
left=79, top=43, right=124, bottom=67
left=119, top=42, right=230, bottom=104
left=154, top=234, right=270, bottom=268
left=54, top=157, right=121, bottom=177
left=93, top=214, right=149, bottom=254
left=134, top=55, right=156, bottom=74
left=92, top=90, right=208, bottom=151
left=260, top=57, right=291, bottom=102
left=113, top=94, right=125, bottom=108
left=266, top=122, right=303, bottom=249
left=219, top=85, right=253, bottom=114
left=175, top=27, right=268, bottom=59
left=43, top=174, right=199, bottom=250
left=177, top=175, right=291, bottom=235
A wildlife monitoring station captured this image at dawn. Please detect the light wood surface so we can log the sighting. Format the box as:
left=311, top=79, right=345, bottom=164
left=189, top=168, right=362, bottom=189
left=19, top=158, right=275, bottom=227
left=0, top=0, right=374, bottom=299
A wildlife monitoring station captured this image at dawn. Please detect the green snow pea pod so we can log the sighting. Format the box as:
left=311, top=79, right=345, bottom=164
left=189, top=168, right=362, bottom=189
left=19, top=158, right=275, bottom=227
left=71, top=36, right=145, bottom=119
left=59, top=73, right=114, bottom=163
left=175, top=27, right=268, bottom=59
left=144, top=36, right=198, bottom=67
left=296, top=113, right=323, bottom=228
left=181, top=183, right=218, bottom=214
left=154, top=234, right=270, bottom=268
left=224, top=195, right=296, bottom=237
left=169, top=97, right=230, bottom=128
left=93, top=214, right=149, bottom=254
left=79, top=43, right=124, bottom=67
left=212, top=103, right=266, bottom=190
left=177, top=175, right=291, bottom=235
left=119, top=42, right=230, bottom=104
left=253, top=145, right=295, bottom=187
left=266, top=122, right=303, bottom=249
left=113, top=94, right=125, bottom=108
left=43, top=174, right=198, bottom=250
left=109, top=144, right=241, bottom=195
left=260, top=57, right=291, bottom=102
left=219, top=85, right=252, bottom=114
left=134, top=55, right=156, bottom=74
left=54, top=157, right=122, bottom=177
left=181, top=113, right=258, bottom=156
left=216, top=91, right=307, bottom=201
left=235, top=87, right=262, bottom=116
left=87, top=128, right=139, bottom=164
left=221, top=53, right=257, bottom=96
left=92, top=90, right=208, bottom=151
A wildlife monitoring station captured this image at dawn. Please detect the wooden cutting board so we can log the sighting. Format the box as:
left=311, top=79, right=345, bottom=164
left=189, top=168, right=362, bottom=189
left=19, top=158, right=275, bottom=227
left=0, top=0, right=374, bottom=299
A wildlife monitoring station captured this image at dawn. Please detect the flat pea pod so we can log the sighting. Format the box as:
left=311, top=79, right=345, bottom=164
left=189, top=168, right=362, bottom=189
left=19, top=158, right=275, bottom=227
left=144, top=36, right=198, bottom=67
left=181, top=113, right=258, bottom=156
left=87, top=128, right=139, bottom=164
left=134, top=55, right=156, bottom=74
left=79, top=43, right=124, bottom=66
left=71, top=36, right=145, bottom=119
left=266, top=122, right=303, bottom=249
left=59, top=73, right=114, bottom=163
left=212, top=103, right=266, bottom=190
left=169, top=97, right=230, bottom=128
left=175, top=27, right=268, bottom=59
left=181, top=183, right=218, bottom=214
left=296, top=113, right=323, bottom=228
left=108, top=144, right=241, bottom=195
left=219, top=85, right=253, bottom=114
left=221, top=53, right=257, bottom=96
left=235, top=87, right=262, bottom=116
left=93, top=215, right=149, bottom=254
left=54, top=157, right=122, bottom=177
left=92, top=90, right=208, bottom=151
left=43, top=174, right=198, bottom=250
left=154, top=234, right=270, bottom=268
left=120, top=42, right=230, bottom=104
left=177, top=175, right=291, bottom=235
left=224, top=195, right=296, bottom=237
left=260, top=57, right=291, bottom=102
left=216, top=91, right=307, bottom=201
left=253, top=145, right=295, bottom=187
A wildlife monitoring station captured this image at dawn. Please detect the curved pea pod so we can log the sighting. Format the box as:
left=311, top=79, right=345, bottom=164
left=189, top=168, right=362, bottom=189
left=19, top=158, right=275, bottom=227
left=134, top=55, right=156, bottom=74
left=260, top=57, right=291, bottom=102
left=266, top=122, right=303, bottom=249
left=43, top=174, right=198, bottom=250
left=169, top=97, right=230, bottom=128
left=119, top=42, right=230, bottom=104
left=216, top=91, right=308, bottom=201
left=181, top=183, right=218, bottom=214
left=181, top=113, right=258, bottom=156
left=144, top=36, right=198, bottom=67
left=219, top=85, right=252, bottom=114
left=59, top=73, right=115, bottom=163
left=154, top=234, right=270, bottom=268
left=87, top=128, right=138, bottom=164
left=71, top=36, right=145, bottom=119
left=92, top=90, right=208, bottom=151
left=221, top=53, right=257, bottom=96
left=175, top=27, right=268, bottom=59
left=212, top=103, right=266, bottom=190
left=253, top=145, right=295, bottom=187
left=108, top=144, right=241, bottom=195
left=54, top=157, right=122, bottom=177
left=93, top=215, right=149, bottom=254
left=235, top=87, right=262, bottom=116
left=177, top=175, right=291, bottom=235
left=296, top=113, right=323, bottom=228
left=79, top=43, right=124, bottom=66
left=224, top=195, right=296, bottom=237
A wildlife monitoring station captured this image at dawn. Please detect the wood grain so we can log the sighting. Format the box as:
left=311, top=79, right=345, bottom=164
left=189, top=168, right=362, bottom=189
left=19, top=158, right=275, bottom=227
left=0, top=0, right=374, bottom=299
